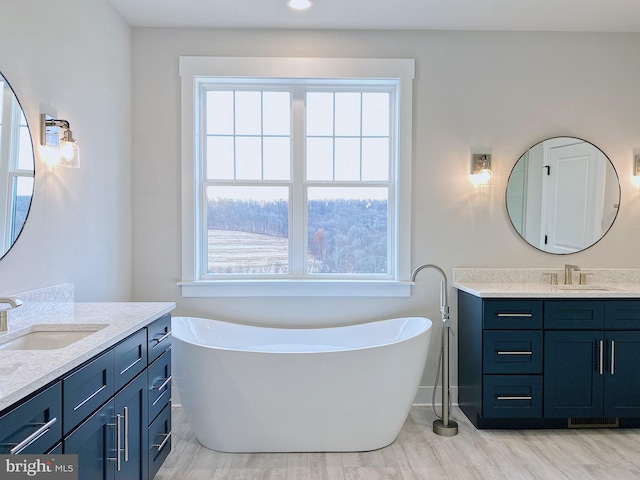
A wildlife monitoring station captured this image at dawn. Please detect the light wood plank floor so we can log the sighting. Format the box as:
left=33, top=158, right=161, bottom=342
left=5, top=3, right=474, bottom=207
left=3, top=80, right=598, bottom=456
left=156, top=405, right=640, bottom=479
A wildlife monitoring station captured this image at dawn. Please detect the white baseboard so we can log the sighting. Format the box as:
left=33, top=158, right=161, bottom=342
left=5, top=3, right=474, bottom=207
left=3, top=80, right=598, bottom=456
left=413, top=385, right=458, bottom=406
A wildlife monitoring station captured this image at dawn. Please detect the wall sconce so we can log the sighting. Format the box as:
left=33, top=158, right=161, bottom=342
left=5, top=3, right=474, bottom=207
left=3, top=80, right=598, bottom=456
left=633, top=153, right=640, bottom=187
left=470, top=153, right=492, bottom=186
left=40, top=114, right=80, bottom=168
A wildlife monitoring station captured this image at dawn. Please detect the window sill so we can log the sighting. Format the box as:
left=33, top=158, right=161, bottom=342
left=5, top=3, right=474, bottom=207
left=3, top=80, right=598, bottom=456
left=177, top=280, right=413, bottom=298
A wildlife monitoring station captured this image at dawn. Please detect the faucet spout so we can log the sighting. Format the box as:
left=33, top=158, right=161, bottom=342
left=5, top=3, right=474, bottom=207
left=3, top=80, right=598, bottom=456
left=564, top=264, right=581, bottom=285
left=411, top=264, right=449, bottom=320
left=0, top=297, right=23, bottom=332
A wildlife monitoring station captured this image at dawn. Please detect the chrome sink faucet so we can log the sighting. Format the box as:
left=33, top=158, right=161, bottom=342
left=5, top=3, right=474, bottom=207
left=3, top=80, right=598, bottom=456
left=564, top=264, right=581, bottom=285
left=0, top=297, right=23, bottom=332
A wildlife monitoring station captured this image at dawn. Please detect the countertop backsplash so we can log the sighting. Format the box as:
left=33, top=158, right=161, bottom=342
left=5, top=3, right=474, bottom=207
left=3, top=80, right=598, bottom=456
left=4, top=283, right=74, bottom=328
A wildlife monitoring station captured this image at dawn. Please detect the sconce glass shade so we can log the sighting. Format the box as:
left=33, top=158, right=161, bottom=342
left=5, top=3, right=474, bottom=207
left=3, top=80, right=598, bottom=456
left=471, top=168, right=492, bottom=186
left=59, top=139, right=80, bottom=168
left=470, top=153, right=492, bottom=186
left=40, top=114, right=80, bottom=168
left=288, top=0, right=313, bottom=10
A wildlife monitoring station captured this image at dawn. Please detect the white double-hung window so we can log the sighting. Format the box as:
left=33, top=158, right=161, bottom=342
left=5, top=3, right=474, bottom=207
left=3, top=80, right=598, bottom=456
left=179, top=57, right=414, bottom=297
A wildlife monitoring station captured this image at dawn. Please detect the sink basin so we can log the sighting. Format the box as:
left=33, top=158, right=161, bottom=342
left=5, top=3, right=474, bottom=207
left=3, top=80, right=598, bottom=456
left=553, top=285, right=617, bottom=292
left=0, top=324, right=108, bottom=351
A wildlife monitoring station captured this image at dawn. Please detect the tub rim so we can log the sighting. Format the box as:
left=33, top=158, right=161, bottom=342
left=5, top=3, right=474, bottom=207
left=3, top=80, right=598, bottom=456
left=171, top=315, right=433, bottom=354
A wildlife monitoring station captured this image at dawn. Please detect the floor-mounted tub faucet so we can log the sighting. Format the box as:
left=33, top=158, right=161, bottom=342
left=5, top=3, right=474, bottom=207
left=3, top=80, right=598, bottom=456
left=411, top=264, right=458, bottom=437
left=0, top=297, right=23, bottom=332
left=564, top=264, right=581, bottom=285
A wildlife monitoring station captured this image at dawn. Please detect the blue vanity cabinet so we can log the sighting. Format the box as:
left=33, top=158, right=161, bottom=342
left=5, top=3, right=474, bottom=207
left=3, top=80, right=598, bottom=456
left=459, top=292, right=640, bottom=429
left=0, top=314, right=171, bottom=478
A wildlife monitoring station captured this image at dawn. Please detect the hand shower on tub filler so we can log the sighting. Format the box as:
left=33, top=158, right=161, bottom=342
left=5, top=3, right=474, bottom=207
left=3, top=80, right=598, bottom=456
left=411, top=264, right=458, bottom=436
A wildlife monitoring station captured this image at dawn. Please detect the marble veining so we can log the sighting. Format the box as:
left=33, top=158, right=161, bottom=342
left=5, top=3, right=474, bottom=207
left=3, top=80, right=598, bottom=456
left=453, top=268, right=640, bottom=298
left=0, top=301, right=175, bottom=411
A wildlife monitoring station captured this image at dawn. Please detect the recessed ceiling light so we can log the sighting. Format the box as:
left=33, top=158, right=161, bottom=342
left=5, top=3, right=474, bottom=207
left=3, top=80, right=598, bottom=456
left=288, top=0, right=313, bottom=11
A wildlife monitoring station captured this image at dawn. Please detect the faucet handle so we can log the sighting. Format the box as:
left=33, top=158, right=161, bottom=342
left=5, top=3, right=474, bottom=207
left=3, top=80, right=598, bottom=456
left=543, top=273, right=558, bottom=285
left=579, top=273, right=594, bottom=285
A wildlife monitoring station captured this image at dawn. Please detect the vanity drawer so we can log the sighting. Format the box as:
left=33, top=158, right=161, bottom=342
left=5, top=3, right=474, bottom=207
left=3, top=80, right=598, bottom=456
left=114, top=329, right=148, bottom=391
left=148, top=314, right=172, bottom=364
left=483, top=331, right=542, bottom=374
left=0, top=382, right=62, bottom=454
left=63, top=350, right=114, bottom=434
left=605, top=300, right=640, bottom=329
left=545, top=300, right=604, bottom=330
left=148, top=402, right=172, bottom=480
left=483, top=375, right=542, bottom=418
left=483, top=300, right=543, bottom=330
left=148, top=348, right=172, bottom=424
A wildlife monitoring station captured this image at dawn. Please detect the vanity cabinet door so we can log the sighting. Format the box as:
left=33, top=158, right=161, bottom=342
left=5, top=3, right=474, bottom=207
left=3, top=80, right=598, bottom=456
left=544, top=330, right=604, bottom=418
left=114, top=371, right=149, bottom=480
left=64, top=400, right=115, bottom=480
left=603, top=331, right=640, bottom=418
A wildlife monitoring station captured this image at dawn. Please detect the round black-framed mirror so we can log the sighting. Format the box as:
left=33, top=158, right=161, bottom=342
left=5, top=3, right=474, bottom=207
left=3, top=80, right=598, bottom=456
left=0, top=70, right=35, bottom=261
left=506, top=136, right=620, bottom=254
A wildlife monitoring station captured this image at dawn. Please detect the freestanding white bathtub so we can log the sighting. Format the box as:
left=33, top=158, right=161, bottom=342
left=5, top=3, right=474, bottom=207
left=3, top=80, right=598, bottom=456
left=172, top=316, right=432, bottom=453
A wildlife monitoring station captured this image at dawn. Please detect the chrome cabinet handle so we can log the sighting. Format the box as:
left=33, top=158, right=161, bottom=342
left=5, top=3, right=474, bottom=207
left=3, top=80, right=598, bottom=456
left=152, top=331, right=171, bottom=346
left=108, top=413, right=123, bottom=471
left=611, top=340, right=615, bottom=375
left=123, top=407, right=129, bottom=462
left=497, top=351, right=533, bottom=355
left=496, top=313, right=533, bottom=318
left=599, top=340, right=604, bottom=376
left=153, top=432, right=172, bottom=451
left=153, top=375, right=173, bottom=392
left=9, top=417, right=57, bottom=455
left=497, top=396, right=532, bottom=401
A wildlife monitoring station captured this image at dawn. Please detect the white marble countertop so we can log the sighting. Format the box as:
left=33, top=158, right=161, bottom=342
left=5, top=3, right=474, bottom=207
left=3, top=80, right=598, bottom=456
left=452, top=268, right=640, bottom=298
left=0, top=301, right=175, bottom=412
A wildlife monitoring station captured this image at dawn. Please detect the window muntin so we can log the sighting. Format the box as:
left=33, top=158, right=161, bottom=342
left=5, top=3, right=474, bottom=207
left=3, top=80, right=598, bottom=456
left=199, top=80, right=397, bottom=280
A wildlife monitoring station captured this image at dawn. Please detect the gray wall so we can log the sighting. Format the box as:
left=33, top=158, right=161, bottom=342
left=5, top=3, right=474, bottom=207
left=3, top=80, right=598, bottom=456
left=131, top=28, right=640, bottom=390
left=0, top=0, right=133, bottom=300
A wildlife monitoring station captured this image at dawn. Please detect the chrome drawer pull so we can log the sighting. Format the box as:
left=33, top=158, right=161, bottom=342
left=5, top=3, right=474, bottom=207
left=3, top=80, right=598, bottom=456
left=497, top=351, right=533, bottom=355
left=152, top=331, right=172, bottom=346
left=153, top=432, right=172, bottom=451
left=496, top=313, right=533, bottom=318
left=153, top=375, right=173, bottom=392
left=120, top=357, right=143, bottom=375
left=73, top=384, right=107, bottom=411
left=9, top=418, right=57, bottom=455
left=497, top=396, right=532, bottom=401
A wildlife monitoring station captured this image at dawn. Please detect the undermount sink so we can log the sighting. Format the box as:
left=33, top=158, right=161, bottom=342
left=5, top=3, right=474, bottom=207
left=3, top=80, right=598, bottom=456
left=0, top=324, right=108, bottom=351
left=553, top=285, right=617, bottom=291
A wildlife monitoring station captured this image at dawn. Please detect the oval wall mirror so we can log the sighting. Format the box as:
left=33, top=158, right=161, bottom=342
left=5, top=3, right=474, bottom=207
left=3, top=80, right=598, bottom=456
left=0, top=70, right=35, bottom=261
left=506, top=137, right=620, bottom=254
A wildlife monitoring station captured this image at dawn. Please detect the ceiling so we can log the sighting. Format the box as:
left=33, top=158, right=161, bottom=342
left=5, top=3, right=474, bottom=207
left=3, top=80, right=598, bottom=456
left=107, top=0, right=640, bottom=32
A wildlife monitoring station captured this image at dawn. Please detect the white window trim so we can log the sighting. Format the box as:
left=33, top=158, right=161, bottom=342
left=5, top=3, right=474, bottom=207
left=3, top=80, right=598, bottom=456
left=179, top=56, right=415, bottom=297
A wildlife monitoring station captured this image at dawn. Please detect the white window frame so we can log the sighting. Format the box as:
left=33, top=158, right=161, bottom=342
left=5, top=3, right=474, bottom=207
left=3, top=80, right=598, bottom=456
left=179, top=56, right=414, bottom=297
